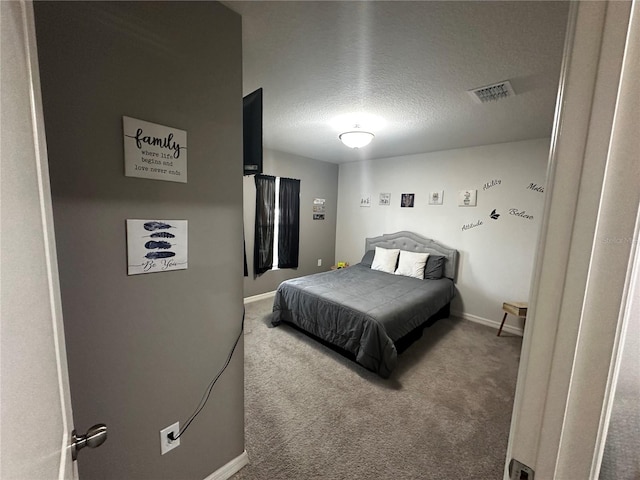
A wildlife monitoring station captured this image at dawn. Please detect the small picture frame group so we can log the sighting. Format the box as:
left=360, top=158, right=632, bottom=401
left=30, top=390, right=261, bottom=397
left=429, top=191, right=444, bottom=205
left=372, top=191, right=448, bottom=207
left=401, top=193, right=415, bottom=208
left=458, top=189, right=478, bottom=207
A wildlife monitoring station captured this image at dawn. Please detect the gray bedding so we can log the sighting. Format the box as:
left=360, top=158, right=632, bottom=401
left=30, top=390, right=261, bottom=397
left=272, top=263, right=455, bottom=377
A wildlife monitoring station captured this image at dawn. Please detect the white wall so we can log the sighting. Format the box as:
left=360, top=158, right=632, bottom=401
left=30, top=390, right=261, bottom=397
left=335, top=138, right=550, bottom=330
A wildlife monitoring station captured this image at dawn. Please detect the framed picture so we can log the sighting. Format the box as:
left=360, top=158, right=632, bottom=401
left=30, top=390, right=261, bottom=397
left=401, top=193, right=415, bottom=208
left=429, top=190, right=444, bottom=205
left=126, top=219, right=188, bottom=275
left=123, top=117, right=187, bottom=183
left=458, top=189, right=477, bottom=207
left=360, top=194, right=371, bottom=207
left=379, top=193, right=391, bottom=206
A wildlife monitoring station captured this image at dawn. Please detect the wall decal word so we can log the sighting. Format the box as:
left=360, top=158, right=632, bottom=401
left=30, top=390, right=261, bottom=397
left=360, top=194, right=371, bottom=207
left=127, top=219, right=188, bottom=275
left=458, top=189, right=477, bottom=206
left=483, top=179, right=501, bottom=190
left=429, top=191, right=444, bottom=205
left=490, top=209, right=500, bottom=220
left=527, top=183, right=545, bottom=193
left=123, top=116, right=187, bottom=183
left=379, top=193, right=391, bottom=206
left=462, top=220, right=484, bottom=231
left=509, top=208, right=534, bottom=220
left=401, top=193, right=415, bottom=207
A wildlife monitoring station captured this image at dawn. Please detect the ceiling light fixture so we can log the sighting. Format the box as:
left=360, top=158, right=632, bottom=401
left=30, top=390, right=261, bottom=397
left=339, top=126, right=374, bottom=149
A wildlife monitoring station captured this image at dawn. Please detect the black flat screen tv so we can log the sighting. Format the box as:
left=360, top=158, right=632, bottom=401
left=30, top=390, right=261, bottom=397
left=243, top=88, right=263, bottom=176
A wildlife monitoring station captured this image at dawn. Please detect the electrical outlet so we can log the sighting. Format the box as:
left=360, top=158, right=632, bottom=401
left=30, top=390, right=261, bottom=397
left=509, top=458, right=534, bottom=480
left=160, top=422, right=180, bottom=455
left=317, top=259, right=322, bottom=267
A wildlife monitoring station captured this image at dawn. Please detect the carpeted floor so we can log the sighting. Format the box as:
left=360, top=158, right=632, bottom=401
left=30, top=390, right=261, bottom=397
left=232, top=297, right=522, bottom=480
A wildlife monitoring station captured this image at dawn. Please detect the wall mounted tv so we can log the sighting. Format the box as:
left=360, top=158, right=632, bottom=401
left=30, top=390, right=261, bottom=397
left=243, top=88, right=263, bottom=176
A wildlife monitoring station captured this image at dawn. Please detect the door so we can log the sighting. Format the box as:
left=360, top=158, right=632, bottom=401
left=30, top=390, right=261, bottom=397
left=505, top=1, right=639, bottom=478
left=1, top=2, right=75, bottom=478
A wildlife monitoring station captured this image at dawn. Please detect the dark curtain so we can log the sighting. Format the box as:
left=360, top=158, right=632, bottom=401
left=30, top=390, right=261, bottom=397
left=253, top=174, right=276, bottom=276
left=278, top=177, right=300, bottom=269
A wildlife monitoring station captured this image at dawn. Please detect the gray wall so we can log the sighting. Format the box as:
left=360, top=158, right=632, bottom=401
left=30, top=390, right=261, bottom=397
left=34, top=2, right=244, bottom=479
left=243, top=149, right=339, bottom=297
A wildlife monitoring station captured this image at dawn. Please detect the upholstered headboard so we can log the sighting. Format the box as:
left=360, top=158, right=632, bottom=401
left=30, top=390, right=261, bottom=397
left=365, top=231, right=459, bottom=281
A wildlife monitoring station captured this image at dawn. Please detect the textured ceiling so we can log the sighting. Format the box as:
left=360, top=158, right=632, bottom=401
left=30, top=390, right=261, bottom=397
left=225, top=1, right=570, bottom=164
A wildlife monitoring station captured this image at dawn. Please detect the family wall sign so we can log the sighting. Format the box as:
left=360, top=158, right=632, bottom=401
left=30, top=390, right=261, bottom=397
left=123, top=116, right=187, bottom=183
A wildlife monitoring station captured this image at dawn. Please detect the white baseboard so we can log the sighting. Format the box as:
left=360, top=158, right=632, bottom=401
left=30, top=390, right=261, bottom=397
left=451, top=310, right=524, bottom=337
left=243, top=290, right=276, bottom=304
left=203, top=450, right=249, bottom=480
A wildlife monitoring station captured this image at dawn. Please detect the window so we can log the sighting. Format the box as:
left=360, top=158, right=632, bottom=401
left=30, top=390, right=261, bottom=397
left=253, top=174, right=300, bottom=276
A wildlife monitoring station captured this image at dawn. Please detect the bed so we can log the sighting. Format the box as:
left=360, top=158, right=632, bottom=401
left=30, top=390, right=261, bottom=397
left=272, top=231, right=459, bottom=377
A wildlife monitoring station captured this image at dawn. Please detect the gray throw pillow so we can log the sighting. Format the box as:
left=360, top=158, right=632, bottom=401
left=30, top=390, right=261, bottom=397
left=424, top=255, right=445, bottom=279
left=360, top=249, right=375, bottom=267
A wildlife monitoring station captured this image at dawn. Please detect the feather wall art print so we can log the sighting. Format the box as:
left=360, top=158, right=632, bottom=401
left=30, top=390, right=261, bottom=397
left=148, top=232, right=176, bottom=238
left=143, top=221, right=173, bottom=231
left=145, top=251, right=176, bottom=260
left=144, top=241, right=173, bottom=250
left=126, top=219, right=188, bottom=275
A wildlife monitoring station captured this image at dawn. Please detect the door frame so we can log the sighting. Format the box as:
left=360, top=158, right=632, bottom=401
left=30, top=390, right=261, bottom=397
left=505, top=0, right=639, bottom=478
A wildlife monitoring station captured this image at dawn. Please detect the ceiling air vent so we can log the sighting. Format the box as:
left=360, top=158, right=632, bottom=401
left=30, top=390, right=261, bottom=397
left=468, top=80, right=515, bottom=104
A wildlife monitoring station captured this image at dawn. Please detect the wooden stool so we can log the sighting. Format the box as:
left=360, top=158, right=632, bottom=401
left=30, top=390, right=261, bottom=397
left=498, top=301, right=528, bottom=336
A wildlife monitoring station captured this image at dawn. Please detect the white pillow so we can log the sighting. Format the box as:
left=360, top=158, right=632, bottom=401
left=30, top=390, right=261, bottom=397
left=370, top=247, right=400, bottom=274
left=394, top=250, right=430, bottom=279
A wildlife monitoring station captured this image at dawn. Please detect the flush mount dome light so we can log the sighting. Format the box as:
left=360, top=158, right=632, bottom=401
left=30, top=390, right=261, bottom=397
left=339, top=128, right=374, bottom=149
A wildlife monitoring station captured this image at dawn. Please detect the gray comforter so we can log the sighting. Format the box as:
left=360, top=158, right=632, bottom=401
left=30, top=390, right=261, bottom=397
left=272, top=263, right=455, bottom=377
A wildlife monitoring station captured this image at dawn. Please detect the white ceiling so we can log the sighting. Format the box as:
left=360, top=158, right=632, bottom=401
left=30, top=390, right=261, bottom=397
left=225, top=1, right=569, bottom=164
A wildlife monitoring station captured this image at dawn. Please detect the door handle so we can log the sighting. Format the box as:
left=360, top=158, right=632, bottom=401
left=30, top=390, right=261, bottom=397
left=71, top=424, right=107, bottom=460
